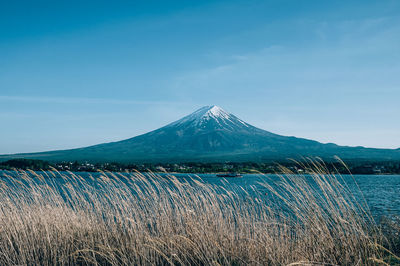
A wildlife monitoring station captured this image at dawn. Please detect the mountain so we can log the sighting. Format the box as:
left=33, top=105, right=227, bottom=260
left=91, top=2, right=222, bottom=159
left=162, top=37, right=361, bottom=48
left=1, top=105, right=400, bottom=163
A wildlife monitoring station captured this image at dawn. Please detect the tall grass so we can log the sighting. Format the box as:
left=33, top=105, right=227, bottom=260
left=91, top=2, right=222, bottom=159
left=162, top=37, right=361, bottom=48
left=0, top=162, right=398, bottom=265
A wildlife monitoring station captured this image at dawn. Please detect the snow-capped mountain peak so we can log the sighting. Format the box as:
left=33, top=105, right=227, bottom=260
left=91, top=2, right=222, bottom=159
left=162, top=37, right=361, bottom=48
left=167, top=105, right=249, bottom=130
left=5, top=105, right=400, bottom=163
left=194, top=105, right=230, bottom=120
left=206, top=105, right=229, bottom=118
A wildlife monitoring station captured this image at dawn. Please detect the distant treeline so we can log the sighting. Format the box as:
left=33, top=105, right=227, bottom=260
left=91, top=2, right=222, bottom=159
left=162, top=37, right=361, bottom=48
left=1, top=158, right=400, bottom=174
left=0, top=159, right=51, bottom=170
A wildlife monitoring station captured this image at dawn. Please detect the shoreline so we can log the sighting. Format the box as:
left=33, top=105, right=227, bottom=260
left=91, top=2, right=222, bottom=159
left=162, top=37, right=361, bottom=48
left=1, top=169, right=400, bottom=176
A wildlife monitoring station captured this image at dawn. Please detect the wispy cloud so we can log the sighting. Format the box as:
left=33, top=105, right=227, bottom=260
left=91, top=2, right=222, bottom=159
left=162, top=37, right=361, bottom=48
left=0, top=95, right=194, bottom=106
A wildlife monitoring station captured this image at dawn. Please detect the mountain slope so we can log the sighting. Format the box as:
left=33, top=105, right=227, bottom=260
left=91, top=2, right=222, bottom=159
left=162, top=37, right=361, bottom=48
left=1, top=106, right=400, bottom=162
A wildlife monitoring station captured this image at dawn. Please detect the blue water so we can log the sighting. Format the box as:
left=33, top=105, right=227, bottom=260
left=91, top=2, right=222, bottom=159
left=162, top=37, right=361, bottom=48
left=167, top=173, right=400, bottom=220
left=1, top=171, right=399, bottom=221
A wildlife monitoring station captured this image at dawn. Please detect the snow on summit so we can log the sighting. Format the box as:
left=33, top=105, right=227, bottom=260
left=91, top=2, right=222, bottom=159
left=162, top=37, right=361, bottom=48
left=205, top=106, right=230, bottom=120
left=168, top=105, right=249, bottom=129
left=185, top=105, right=230, bottom=121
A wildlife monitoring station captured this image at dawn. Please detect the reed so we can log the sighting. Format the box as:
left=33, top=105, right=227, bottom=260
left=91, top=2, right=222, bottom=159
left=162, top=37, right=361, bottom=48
left=0, top=161, right=398, bottom=265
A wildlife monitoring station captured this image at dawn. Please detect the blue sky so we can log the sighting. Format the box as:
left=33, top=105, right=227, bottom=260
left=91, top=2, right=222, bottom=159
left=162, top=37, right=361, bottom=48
left=1, top=0, right=399, bottom=153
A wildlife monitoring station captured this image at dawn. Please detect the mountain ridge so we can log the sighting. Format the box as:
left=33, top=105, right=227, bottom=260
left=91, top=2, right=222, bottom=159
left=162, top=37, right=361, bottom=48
left=1, top=105, right=399, bottom=163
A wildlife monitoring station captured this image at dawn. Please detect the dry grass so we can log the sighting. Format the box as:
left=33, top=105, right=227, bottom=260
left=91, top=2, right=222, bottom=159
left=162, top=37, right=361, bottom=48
left=0, top=161, right=398, bottom=265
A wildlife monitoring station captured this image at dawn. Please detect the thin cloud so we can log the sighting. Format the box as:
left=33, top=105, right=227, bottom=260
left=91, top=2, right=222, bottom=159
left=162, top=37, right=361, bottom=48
left=0, top=95, right=193, bottom=106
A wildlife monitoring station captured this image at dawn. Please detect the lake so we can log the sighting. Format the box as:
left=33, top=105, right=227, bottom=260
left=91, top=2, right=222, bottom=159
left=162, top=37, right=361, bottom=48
left=163, top=173, right=400, bottom=220
left=1, top=170, right=399, bottom=221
